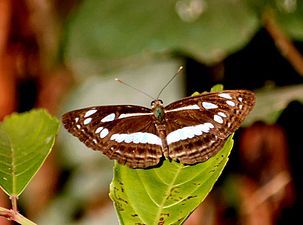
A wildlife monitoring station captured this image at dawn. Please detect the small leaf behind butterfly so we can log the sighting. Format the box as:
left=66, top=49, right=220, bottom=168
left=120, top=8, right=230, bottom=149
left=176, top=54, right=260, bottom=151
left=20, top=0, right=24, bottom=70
left=109, top=135, right=233, bottom=225
left=210, top=84, right=224, bottom=92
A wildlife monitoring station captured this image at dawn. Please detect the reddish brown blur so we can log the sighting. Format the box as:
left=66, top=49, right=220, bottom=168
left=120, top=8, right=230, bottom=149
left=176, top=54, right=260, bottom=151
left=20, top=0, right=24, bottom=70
left=185, top=122, right=295, bottom=225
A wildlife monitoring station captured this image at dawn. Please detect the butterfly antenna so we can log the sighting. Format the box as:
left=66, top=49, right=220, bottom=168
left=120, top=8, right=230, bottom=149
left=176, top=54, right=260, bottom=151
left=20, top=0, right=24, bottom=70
left=115, top=78, right=155, bottom=100
left=156, top=66, right=183, bottom=99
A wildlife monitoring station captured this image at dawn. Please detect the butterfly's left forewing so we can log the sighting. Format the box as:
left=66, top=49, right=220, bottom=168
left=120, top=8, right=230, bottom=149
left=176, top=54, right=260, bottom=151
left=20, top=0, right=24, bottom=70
left=164, top=90, right=255, bottom=165
left=62, top=105, right=163, bottom=168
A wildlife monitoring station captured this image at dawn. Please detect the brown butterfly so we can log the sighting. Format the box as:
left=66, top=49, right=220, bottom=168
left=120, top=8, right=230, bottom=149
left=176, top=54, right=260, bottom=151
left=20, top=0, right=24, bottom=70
left=62, top=89, right=255, bottom=168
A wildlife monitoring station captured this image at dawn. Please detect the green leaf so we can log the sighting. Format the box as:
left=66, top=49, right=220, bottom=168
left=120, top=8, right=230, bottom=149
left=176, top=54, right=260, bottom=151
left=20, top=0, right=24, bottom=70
left=210, top=84, right=224, bottom=92
left=272, top=0, right=303, bottom=40
left=110, top=135, right=233, bottom=225
left=246, top=0, right=303, bottom=40
left=65, top=0, right=258, bottom=75
left=244, top=84, right=303, bottom=125
left=0, top=109, right=60, bottom=196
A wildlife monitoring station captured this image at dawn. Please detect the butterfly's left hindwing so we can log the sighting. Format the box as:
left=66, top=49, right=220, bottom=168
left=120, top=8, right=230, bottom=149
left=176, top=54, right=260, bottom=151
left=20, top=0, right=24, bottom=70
left=62, top=105, right=163, bottom=168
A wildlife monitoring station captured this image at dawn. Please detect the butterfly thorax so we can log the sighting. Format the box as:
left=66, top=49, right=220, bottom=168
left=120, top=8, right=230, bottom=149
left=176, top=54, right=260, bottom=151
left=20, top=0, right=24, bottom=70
left=151, top=99, right=165, bottom=123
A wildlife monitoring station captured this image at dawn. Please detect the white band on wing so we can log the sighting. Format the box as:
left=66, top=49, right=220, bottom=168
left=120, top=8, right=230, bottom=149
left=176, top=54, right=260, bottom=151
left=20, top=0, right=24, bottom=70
left=118, top=112, right=153, bottom=119
left=110, top=132, right=162, bottom=146
left=165, top=104, right=200, bottom=112
left=166, top=122, right=215, bottom=145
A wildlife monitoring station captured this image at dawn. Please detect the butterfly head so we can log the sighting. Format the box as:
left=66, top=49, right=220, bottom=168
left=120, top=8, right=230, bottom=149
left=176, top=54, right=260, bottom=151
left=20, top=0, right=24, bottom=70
left=151, top=99, right=163, bottom=108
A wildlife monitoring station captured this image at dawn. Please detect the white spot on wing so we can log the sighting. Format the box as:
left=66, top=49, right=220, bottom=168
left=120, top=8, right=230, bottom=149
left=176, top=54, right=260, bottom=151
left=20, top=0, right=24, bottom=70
left=84, top=109, right=97, bottom=118
left=83, top=117, right=92, bottom=125
left=218, top=93, right=232, bottom=99
left=167, top=105, right=200, bottom=112
left=110, top=132, right=162, bottom=145
left=202, top=102, right=218, bottom=109
left=75, top=117, right=79, bottom=122
left=118, top=112, right=152, bottom=119
left=226, top=100, right=236, bottom=107
left=95, top=127, right=103, bottom=133
left=100, top=128, right=109, bottom=138
left=76, top=124, right=81, bottom=129
left=214, top=115, right=223, bottom=124
left=166, top=122, right=214, bottom=145
left=202, top=122, right=214, bottom=130
left=238, top=97, right=243, bottom=102
left=218, top=112, right=227, bottom=117
left=111, top=134, right=124, bottom=143
left=101, top=113, right=115, bottom=122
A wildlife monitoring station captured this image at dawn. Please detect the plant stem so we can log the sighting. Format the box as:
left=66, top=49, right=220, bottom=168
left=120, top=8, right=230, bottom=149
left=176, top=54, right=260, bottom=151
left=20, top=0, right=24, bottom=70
left=11, top=195, right=18, bottom=212
left=0, top=207, right=12, bottom=219
left=0, top=207, right=37, bottom=225
left=263, top=8, right=303, bottom=76
left=0, top=195, right=37, bottom=225
left=14, top=212, right=37, bottom=225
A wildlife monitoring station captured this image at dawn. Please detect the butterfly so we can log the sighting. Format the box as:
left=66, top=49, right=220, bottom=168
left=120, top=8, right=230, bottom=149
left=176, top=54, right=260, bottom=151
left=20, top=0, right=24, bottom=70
left=62, top=90, right=255, bottom=168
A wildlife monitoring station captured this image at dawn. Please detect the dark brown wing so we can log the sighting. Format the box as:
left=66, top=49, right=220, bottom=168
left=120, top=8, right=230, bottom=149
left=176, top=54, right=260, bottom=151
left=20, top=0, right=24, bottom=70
left=62, top=105, right=163, bottom=168
left=164, top=90, right=255, bottom=164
